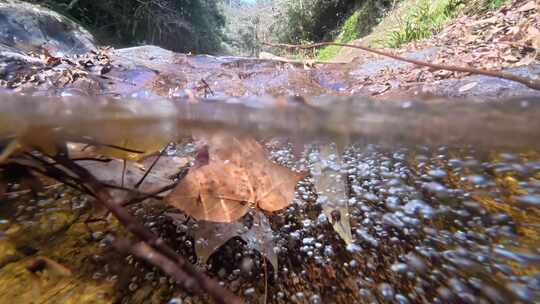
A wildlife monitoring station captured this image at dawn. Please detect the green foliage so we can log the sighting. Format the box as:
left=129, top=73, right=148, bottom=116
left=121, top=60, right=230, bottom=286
left=221, top=0, right=391, bottom=58
left=317, top=1, right=384, bottom=60
left=317, top=45, right=343, bottom=61
left=341, top=12, right=362, bottom=42
left=27, top=0, right=226, bottom=54
left=221, top=1, right=274, bottom=56
left=384, top=0, right=463, bottom=48
left=274, top=0, right=362, bottom=44
left=486, top=0, right=506, bottom=10
left=487, top=0, right=506, bottom=11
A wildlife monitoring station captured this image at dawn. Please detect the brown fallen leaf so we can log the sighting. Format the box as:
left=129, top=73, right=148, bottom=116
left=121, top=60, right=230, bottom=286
left=167, top=161, right=253, bottom=222
left=27, top=256, right=72, bottom=277
left=165, top=134, right=307, bottom=222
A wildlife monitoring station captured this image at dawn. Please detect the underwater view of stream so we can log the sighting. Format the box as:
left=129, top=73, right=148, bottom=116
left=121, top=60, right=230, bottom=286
left=0, top=93, right=539, bottom=303
left=1, top=0, right=540, bottom=301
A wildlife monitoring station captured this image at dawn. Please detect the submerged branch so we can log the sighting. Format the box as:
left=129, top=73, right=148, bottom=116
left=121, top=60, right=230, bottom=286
left=52, top=155, right=243, bottom=304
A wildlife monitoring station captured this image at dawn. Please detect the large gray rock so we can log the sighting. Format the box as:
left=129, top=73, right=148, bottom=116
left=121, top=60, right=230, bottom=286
left=0, top=44, right=43, bottom=82
left=0, top=0, right=95, bottom=55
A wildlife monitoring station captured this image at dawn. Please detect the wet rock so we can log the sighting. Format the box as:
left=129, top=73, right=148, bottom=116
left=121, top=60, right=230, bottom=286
left=0, top=211, right=116, bottom=303
left=378, top=282, right=395, bottom=301
left=403, top=199, right=434, bottom=219
left=0, top=45, right=43, bottom=81
left=382, top=212, right=405, bottom=228
left=0, top=0, right=95, bottom=55
left=514, top=195, right=540, bottom=208
left=493, top=248, right=540, bottom=265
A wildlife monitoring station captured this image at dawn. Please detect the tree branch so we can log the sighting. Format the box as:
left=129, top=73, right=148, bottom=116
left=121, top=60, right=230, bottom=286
left=263, top=41, right=540, bottom=91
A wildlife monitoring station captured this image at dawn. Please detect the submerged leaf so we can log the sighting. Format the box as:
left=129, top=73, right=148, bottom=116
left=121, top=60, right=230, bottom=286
left=166, top=163, right=252, bottom=222
left=78, top=158, right=173, bottom=194
left=137, top=154, right=190, bottom=180
left=191, top=210, right=278, bottom=272
left=310, top=145, right=353, bottom=244
left=193, top=220, right=245, bottom=265
left=206, top=134, right=307, bottom=211
left=68, top=141, right=187, bottom=193
left=166, top=134, right=306, bottom=222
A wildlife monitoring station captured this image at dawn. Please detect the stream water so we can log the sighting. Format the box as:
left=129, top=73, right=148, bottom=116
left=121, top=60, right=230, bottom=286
left=1, top=48, right=540, bottom=303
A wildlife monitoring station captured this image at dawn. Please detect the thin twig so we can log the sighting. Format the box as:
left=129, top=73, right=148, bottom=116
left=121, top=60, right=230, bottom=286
left=68, top=137, right=144, bottom=154
left=263, top=41, right=540, bottom=91
left=101, top=183, right=136, bottom=192
left=121, top=159, right=127, bottom=188
left=73, top=157, right=112, bottom=163
left=122, top=182, right=178, bottom=207
left=134, top=143, right=170, bottom=189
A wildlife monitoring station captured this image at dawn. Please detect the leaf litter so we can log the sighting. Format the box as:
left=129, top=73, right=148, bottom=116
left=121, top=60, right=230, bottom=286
left=345, top=0, right=540, bottom=95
